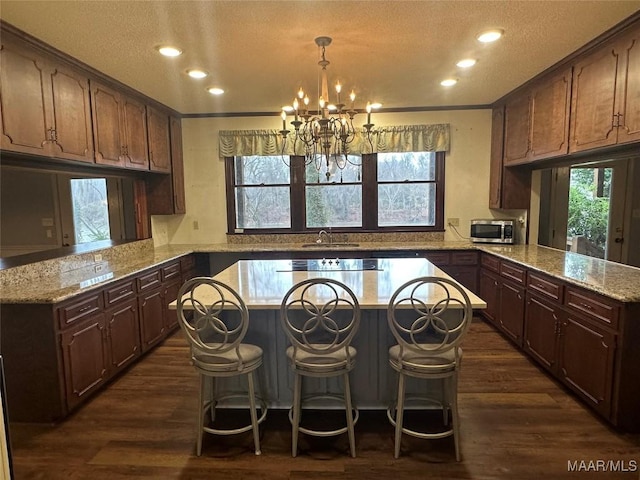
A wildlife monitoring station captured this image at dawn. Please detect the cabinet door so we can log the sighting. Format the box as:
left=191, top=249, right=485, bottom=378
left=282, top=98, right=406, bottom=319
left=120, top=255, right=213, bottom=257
left=446, top=266, right=478, bottom=294
left=105, top=298, right=141, bottom=374
left=558, top=314, right=616, bottom=417
left=48, top=63, right=94, bottom=162
left=503, top=94, right=531, bottom=165
left=163, top=280, right=181, bottom=331
left=569, top=37, right=620, bottom=153
left=170, top=115, right=186, bottom=213
left=138, top=287, right=166, bottom=352
left=60, top=313, right=109, bottom=411
left=523, top=293, right=560, bottom=372
left=0, top=39, right=50, bottom=156
left=479, top=269, right=500, bottom=325
left=122, top=96, right=149, bottom=170
left=529, top=68, right=572, bottom=161
left=91, top=81, right=126, bottom=167
left=147, top=106, right=171, bottom=172
left=616, top=28, right=640, bottom=144
left=498, top=280, right=525, bottom=346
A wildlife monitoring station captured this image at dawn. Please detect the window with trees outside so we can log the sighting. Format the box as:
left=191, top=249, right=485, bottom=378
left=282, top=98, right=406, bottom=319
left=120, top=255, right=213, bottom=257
left=226, top=151, right=444, bottom=233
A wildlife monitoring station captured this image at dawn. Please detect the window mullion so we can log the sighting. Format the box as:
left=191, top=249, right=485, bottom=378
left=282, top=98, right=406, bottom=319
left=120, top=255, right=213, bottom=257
left=290, top=156, right=305, bottom=230
left=362, top=153, right=377, bottom=229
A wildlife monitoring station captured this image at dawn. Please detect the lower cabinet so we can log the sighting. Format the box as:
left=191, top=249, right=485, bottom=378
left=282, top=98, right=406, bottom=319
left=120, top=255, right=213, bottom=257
left=558, top=311, right=616, bottom=418
left=479, top=268, right=500, bottom=325
left=498, top=280, right=525, bottom=346
left=523, top=293, right=560, bottom=371
left=0, top=254, right=196, bottom=422
left=60, top=312, right=109, bottom=411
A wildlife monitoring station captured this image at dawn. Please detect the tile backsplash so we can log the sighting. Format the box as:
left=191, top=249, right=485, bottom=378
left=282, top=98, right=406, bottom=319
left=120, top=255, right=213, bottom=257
left=227, top=232, right=445, bottom=244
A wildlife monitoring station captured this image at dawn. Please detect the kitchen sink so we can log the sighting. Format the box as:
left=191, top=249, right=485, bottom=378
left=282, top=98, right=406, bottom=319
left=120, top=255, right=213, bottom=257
left=301, top=243, right=360, bottom=248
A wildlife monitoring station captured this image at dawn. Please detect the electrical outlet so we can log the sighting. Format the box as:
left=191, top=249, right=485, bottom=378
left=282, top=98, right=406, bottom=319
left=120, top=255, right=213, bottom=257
left=94, top=264, right=103, bottom=273
left=447, top=218, right=460, bottom=227
left=193, top=220, right=199, bottom=230
left=93, top=254, right=103, bottom=262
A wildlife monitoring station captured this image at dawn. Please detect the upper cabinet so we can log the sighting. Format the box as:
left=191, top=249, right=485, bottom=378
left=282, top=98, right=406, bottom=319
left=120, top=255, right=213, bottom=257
left=0, top=36, right=94, bottom=163
left=570, top=26, right=640, bottom=152
left=146, top=106, right=171, bottom=173
left=489, top=106, right=531, bottom=210
left=91, top=81, right=149, bottom=170
left=146, top=116, right=186, bottom=215
left=503, top=67, right=572, bottom=165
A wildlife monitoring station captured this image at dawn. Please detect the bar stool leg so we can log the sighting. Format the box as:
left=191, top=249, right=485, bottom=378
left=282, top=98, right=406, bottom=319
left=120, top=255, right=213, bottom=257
left=450, top=375, right=461, bottom=461
left=292, top=373, right=302, bottom=457
left=343, top=373, right=356, bottom=458
left=247, top=372, right=262, bottom=455
left=197, top=374, right=206, bottom=456
left=394, top=373, right=406, bottom=459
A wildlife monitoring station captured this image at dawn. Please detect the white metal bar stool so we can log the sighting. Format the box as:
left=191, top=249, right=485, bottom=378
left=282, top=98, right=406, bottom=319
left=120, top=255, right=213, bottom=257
left=387, top=276, right=473, bottom=461
left=279, top=277, right=361, bottom=458
left=176, top=277, right=268, bottom=456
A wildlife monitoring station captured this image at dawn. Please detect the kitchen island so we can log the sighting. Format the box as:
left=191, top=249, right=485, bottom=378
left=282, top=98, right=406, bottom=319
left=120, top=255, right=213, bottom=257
left=170, top=257, right=486, bottom=408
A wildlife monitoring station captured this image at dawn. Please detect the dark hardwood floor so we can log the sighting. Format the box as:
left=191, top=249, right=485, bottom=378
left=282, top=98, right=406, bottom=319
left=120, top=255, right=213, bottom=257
left=7, top=319, right=640, bottom=479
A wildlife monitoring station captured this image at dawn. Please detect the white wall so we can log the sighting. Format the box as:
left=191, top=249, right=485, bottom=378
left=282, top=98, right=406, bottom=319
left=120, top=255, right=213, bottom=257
left=152, top=109, right=499, bottom=245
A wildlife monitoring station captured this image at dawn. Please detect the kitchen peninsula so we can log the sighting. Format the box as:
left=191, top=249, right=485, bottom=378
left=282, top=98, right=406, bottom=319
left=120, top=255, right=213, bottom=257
left=1, top=240, right=639, bottom=432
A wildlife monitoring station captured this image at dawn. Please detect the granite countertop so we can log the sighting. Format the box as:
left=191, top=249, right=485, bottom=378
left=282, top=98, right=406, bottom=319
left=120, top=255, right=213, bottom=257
left=173, top=258, right=487, bottom=310
left=1, top=241, right=640, bottom=304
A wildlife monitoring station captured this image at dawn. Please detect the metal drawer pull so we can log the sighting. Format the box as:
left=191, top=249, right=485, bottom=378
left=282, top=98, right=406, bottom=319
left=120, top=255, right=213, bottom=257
left=78, top=306, right=92, bottom=313
left=580, top=302, right=594, bottom=310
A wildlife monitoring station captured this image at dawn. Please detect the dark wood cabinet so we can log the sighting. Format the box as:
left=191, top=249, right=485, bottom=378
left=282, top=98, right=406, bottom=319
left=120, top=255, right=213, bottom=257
left=524, top=293, right=561, bottom=371
left=570, top=25, right=640, bottom=152
left=479, top=268, right=500, bottom=325
left=488, top=106, right=531, bottom=209
left=91, top=80, right=149, bottom=170
left=529, top=68, right=572, bottom=160
left=558, top=312, right=616, bottom=417
left=105, top=298, right=141, bottom=374
left=1, top=254, right=195, bottom=422
left=60, top=311, right=109, bottom=411
left=423, top=250, right=478, bottom=293
left=503, top=67, right=572, bottom=166
left=0, top=36, right=94, bottom=163
left=147, top=106, right=171, bottom=173
left=498, top=280, right=525, bottom=346
left=146, top=115, right=186, bottom=214
left=503, top=94, right=532, bottom=165
left=138, top=287, right=166, bottom=351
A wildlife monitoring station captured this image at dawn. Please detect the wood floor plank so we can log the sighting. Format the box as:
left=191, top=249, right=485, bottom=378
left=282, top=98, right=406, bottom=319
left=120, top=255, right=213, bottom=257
left=7, top=319, right=640, bottom=479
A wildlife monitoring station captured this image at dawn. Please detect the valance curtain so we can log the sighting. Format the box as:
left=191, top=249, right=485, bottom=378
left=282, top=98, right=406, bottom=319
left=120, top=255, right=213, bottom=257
left=218, top=123, right=450, bottom=157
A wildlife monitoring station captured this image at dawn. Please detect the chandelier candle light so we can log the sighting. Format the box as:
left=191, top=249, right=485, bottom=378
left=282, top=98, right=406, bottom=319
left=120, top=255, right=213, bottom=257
left=280, top=36, right=379, bottom=182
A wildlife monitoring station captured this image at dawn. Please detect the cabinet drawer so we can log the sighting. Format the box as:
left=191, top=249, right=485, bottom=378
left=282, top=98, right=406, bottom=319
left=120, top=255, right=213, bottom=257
left=58, top=294, right=104, bottom=329
left=500, top=260, right=526, bottom=285
left=137, top=269, right=162, bottom=292
left=451, top=251, right=478, bottom=265
left=161, top=261, right=181, bottom=282
left=104, top=279, right=136, bottom=307
left=425, top=251, right=450, bottom=266
left=565, top=287, right=619, bottom=329
left=527, top=271, right=563, bottom=303
left=481, top=253, right=500, bottom=272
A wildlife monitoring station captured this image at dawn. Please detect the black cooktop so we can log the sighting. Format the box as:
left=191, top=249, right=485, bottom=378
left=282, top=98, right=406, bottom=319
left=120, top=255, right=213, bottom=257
left=281, top=258, right=383, bottom=272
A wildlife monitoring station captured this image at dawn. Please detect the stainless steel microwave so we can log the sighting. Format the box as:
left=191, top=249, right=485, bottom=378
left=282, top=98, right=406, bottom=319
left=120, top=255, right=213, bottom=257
left=470, top=219, right=515, bottom=244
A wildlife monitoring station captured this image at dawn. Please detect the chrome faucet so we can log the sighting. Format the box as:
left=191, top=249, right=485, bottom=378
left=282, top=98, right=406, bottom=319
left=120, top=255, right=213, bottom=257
left=316, top=228, right=333, bottom=245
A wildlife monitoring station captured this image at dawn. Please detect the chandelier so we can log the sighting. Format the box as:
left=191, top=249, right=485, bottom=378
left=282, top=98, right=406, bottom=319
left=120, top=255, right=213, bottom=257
left=279, top=36, right=379, bottom=182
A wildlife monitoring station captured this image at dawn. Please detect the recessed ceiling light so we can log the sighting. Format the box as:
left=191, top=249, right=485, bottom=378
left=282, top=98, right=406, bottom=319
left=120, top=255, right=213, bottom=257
left=187, top=69, right=208, bottom=79
left=157, top=46, right=182, bottom=57
left=207, top=87, right=225, bottom=95
left=477, top=29, right=504, bottom=43
left=440, top=78, right=458, bottom=87
left=456, top=58, right=477, bottom=68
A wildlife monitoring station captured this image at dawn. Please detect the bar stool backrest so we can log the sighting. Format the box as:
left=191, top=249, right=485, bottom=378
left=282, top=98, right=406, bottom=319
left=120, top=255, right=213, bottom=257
left=387, top=276, right=473, bottom=358
left=280, top=277, right=360, bottom=359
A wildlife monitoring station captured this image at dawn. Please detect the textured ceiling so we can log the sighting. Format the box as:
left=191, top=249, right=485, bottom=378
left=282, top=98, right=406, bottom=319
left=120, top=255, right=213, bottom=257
left=1, top=1, right=638, bottom=115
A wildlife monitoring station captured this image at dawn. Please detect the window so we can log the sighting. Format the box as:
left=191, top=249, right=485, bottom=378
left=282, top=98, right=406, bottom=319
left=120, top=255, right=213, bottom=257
left=70, top=178, right=111, bottom=244
left=226, top=152, right=444, bottom=233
